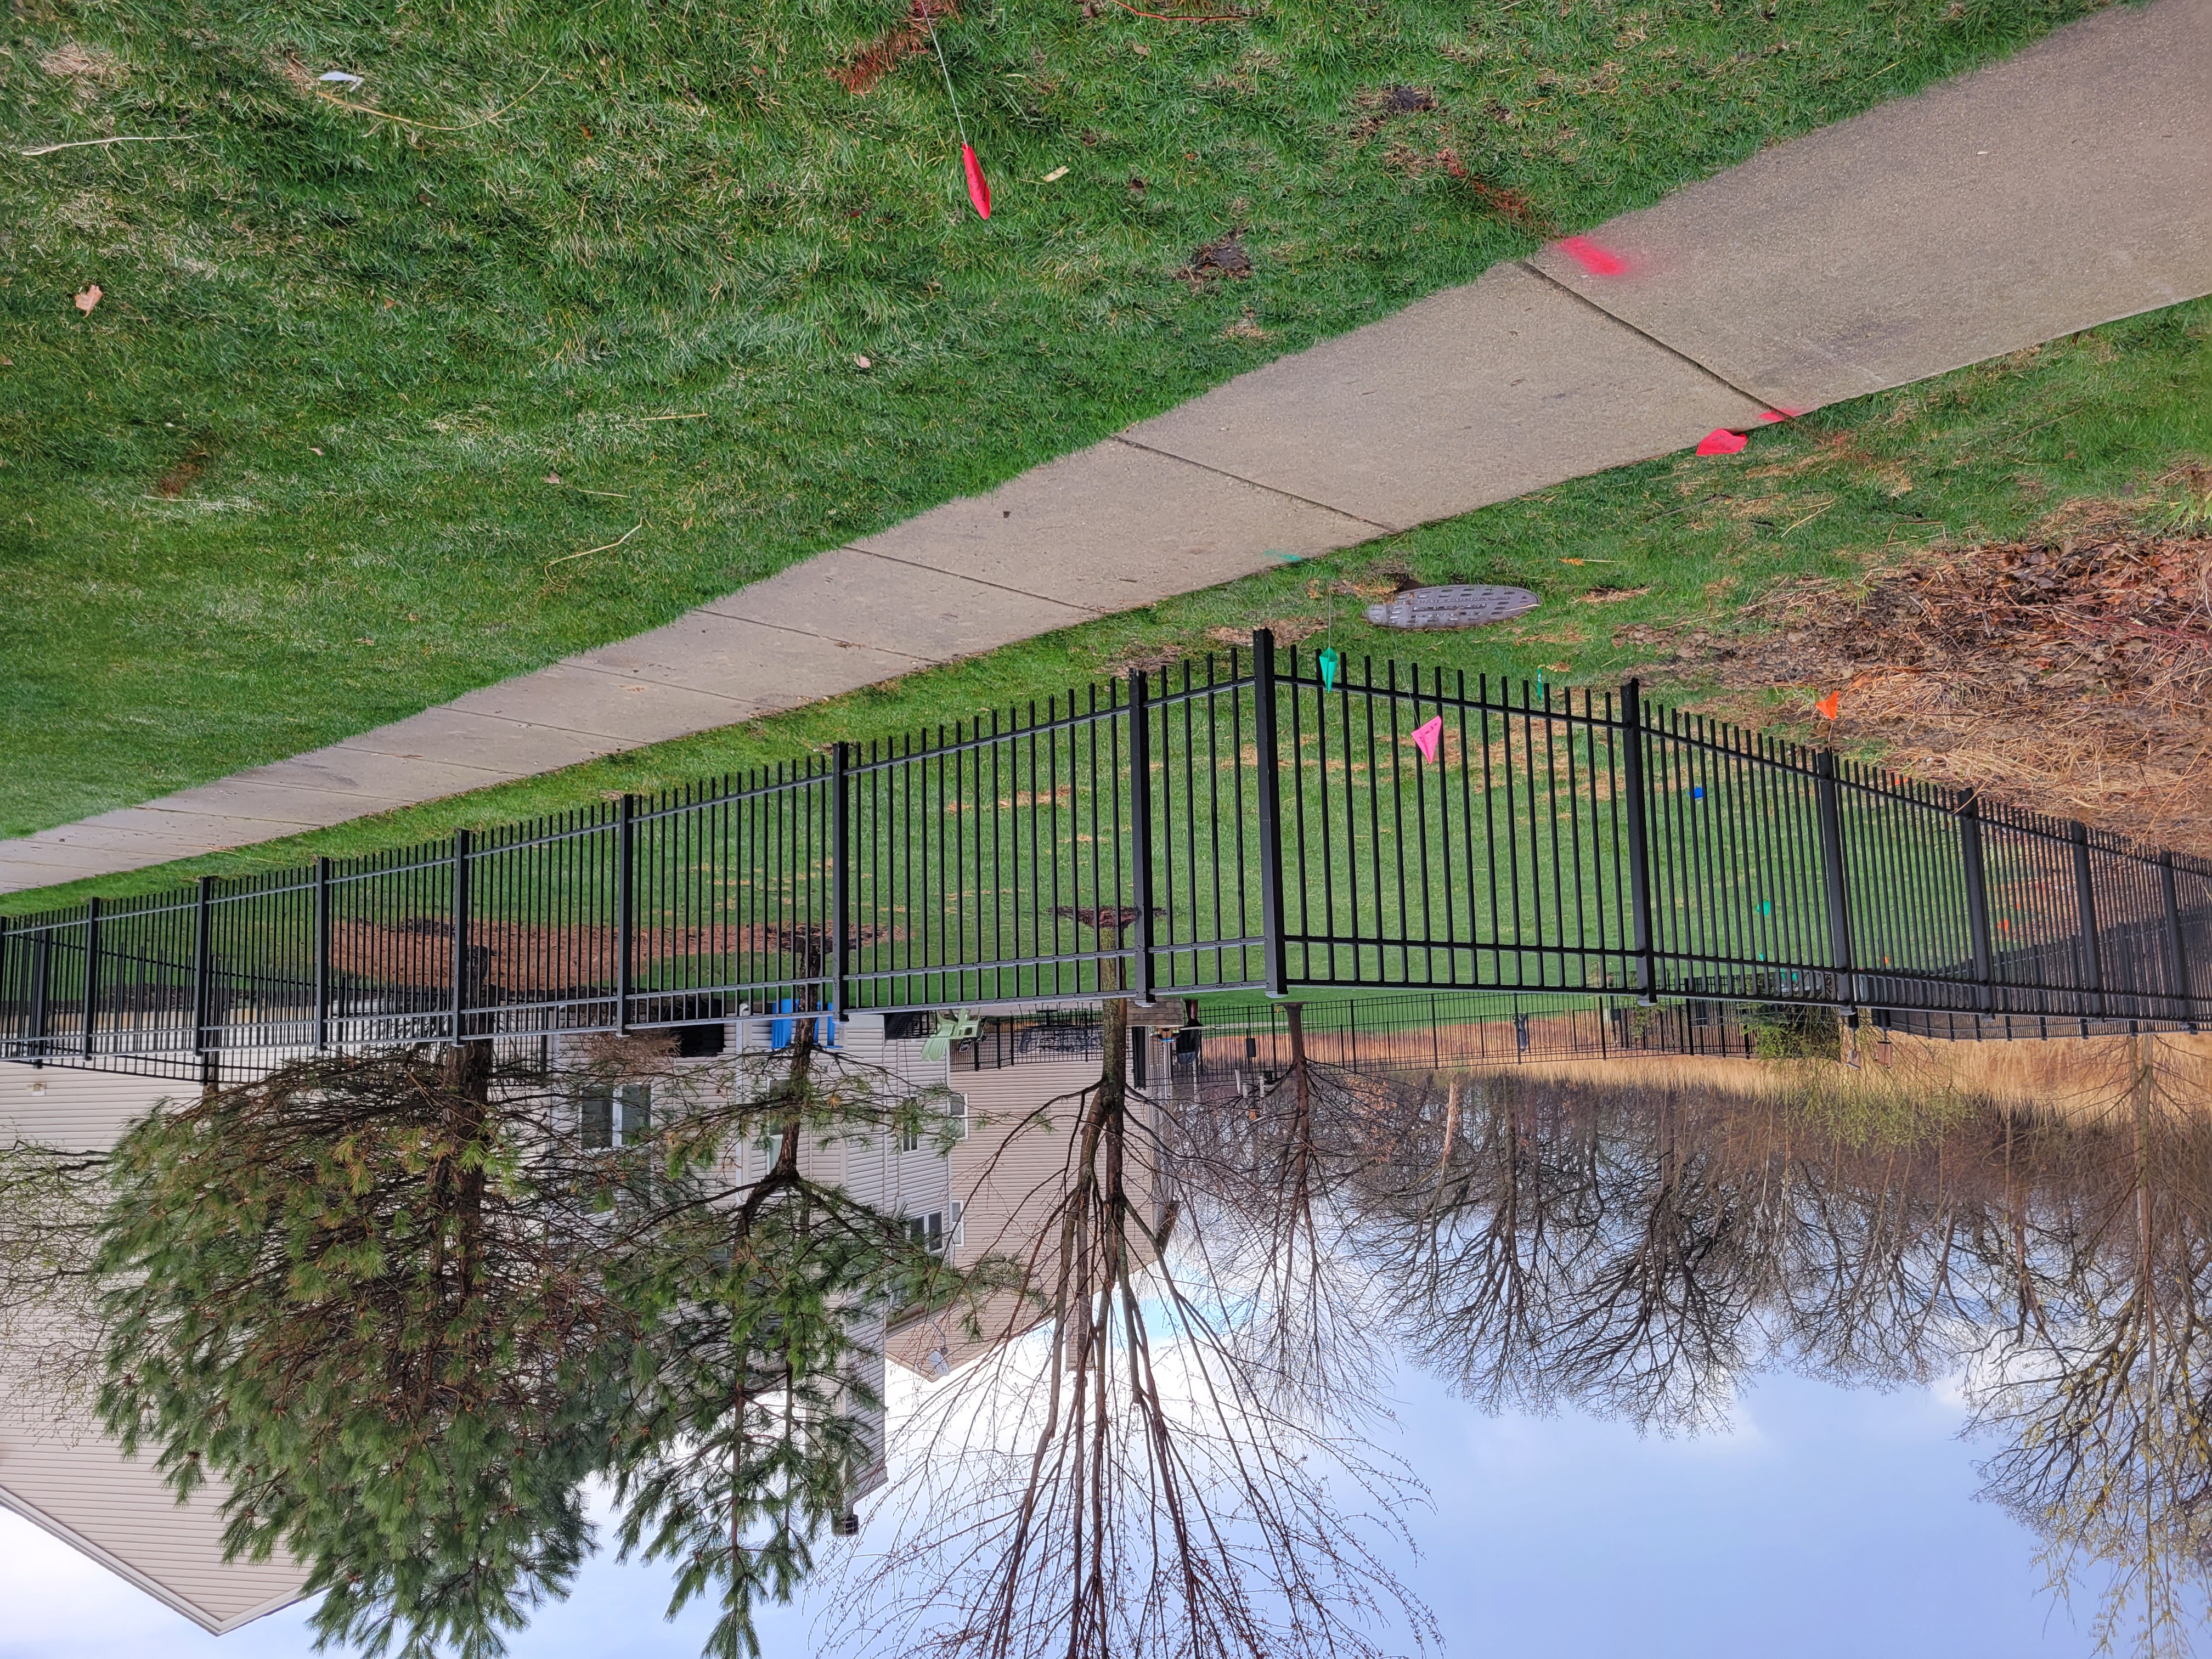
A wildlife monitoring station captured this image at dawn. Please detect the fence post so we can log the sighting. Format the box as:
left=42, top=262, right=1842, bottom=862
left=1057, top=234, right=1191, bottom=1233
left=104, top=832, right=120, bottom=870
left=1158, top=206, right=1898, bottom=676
left=83, top=897, right=102, bottom=1060
left=1251, top=631, right=1289, bottom=999
left=451, top=830, right=472, bottom=1046
left=616, top=796, right=636, bottom=1032
left=831, top=744, right=851, bottom=1022
left=314, top=856, right=332, bottom=1050
left=1618, top=680, right=1659, bottom=1004
left=30, top=929, right=52, bottom=1060
left=1957, top=791, right=1996, bottom=1015
left=1813, top=750, right=1858, bottom=1010
left=192, top=876, right=213, bottom=1057
left=1128, top=670, right=1156, bottom=1007
left=2162, top=853, right=2194, bottom=1030
left=2069, top=820, right=2105, bottom=1019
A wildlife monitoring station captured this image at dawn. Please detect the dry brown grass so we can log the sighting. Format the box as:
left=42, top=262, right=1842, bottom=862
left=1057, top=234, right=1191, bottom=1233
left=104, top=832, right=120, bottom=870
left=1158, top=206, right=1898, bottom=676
left=38, top=41, right=123, bottom=89
left=1489, top=1031, right=2212, bottom=1119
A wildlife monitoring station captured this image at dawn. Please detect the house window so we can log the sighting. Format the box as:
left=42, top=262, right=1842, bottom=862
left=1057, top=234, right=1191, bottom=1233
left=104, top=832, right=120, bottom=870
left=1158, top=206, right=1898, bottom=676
left=900, top=1122, right=922, bottom=1154
left=675, top=1022, right=726, bottom=1058
left=905, top=1211, right=944, bottom=1254
left=580, top=1084, right=651, bottom=1149
left=948, top=1093, right=969, bottom=1142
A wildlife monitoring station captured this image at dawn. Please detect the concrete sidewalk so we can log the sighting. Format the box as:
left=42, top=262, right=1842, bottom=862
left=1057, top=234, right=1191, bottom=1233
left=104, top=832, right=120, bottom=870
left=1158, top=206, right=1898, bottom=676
left=4, top=0, right=2208, bottom=897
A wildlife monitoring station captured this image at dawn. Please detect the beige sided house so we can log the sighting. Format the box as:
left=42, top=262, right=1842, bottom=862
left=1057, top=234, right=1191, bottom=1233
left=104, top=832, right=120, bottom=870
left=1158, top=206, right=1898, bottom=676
left=0, top=1062, right=307, bottom=1635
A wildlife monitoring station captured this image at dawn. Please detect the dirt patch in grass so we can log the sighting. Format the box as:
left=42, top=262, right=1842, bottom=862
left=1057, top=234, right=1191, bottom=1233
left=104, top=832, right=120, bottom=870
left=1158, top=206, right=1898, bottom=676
left=1622, top=507, right=2212, bottom=854
left=834, top=0, right=958, bottom=95
left=153, top=438, right=216, bottom=498
left=1349, top=83, right=1438, bottom=138
left=1181, top=230, right=1252, bottom=285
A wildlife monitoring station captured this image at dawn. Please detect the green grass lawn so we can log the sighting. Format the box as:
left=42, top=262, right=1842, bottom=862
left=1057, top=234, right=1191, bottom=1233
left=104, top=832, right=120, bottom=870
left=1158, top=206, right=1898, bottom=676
left=1, top=0, right=2106, bottom=839
left=11, top=292, right=2206, bottom=916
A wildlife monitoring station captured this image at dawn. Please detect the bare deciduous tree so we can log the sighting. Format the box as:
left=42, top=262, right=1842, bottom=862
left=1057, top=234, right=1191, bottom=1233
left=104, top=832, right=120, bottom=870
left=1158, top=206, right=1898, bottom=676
left=831, top=995, right=1435, bottom=1659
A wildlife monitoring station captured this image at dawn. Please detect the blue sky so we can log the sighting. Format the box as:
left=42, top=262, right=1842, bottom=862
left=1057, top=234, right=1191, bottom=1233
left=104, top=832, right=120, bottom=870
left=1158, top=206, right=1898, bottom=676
left=0, top=1367, right=2106, bottom=1659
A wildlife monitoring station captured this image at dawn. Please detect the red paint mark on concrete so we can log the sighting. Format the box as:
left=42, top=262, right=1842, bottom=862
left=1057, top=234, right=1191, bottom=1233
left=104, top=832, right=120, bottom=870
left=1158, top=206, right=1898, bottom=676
left=1554, top=235, right=1628, bottom=276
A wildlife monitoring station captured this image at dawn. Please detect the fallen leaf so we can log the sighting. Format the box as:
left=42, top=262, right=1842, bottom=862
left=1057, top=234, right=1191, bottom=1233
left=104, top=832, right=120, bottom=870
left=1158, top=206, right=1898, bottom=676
left=310, top=446, right=324, bottom=455
left=74, top=284, right=102, bottom=314
left=854, top=355, right=872, bottom=369
left=1041, top=165, right=1069, bottom=182
left=544, top=472, right=562, bottom=484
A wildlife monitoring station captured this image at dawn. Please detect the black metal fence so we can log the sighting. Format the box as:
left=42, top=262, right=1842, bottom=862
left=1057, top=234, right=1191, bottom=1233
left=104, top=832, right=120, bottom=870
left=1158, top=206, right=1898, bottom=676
left=4, top=633, right=2207, bottom=1079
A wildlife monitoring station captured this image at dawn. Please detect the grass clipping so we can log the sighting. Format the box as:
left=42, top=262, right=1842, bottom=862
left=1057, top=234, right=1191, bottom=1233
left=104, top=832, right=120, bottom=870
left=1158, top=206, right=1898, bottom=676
left=1626, top=507, right=2212, bottom=856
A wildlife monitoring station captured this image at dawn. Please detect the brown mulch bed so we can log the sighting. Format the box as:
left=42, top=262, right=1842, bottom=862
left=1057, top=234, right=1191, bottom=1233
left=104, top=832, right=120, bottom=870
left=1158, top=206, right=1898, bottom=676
left=1618, top=509, right=2212, bottom=856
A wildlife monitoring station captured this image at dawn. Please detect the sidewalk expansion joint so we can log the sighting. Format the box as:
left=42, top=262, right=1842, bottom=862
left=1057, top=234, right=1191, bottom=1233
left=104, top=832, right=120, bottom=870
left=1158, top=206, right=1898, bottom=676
left=1108, top=435, right=1400, bottom=535
left=835, top=545, right=1112, bottom=616
left=690, top=602, right=945, bottom=666
left=1517, top=259, right=1778, bottom=412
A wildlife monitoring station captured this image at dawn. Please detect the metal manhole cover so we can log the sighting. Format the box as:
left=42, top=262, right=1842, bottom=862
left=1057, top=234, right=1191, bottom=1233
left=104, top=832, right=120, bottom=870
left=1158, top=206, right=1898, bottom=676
left=1364, top=584, right=1541, bottom=630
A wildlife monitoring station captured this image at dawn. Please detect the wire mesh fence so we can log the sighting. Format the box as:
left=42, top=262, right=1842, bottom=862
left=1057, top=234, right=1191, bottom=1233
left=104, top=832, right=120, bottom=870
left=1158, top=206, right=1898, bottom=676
left=4, top=630, right=2206, bottom=1079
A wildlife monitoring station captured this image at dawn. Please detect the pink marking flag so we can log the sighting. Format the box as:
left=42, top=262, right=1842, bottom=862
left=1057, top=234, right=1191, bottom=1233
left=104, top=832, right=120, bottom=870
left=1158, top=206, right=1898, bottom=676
left=1695, top=428, right=1748, bottom=456
left=963, top=143, right=991, bottom=219
left=1758, top=410, right=1787, bottom=424
left=1554, top=236, right=1627, bottom=276
left=1410, top=716, right=1443, bottom=764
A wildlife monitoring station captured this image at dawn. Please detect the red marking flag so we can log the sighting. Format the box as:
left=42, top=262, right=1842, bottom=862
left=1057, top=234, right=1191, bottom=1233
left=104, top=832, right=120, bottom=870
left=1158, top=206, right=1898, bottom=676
left=963, top=144, right=991, bottom=219
left=1696, top=428, right=1748, bottom=456
left=1814, top=690, right=1841, bottom=721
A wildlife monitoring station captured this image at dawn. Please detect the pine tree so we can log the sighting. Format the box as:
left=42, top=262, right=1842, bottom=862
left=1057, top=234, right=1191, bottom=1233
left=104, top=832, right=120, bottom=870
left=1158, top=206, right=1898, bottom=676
left=97, top=1043, right=634, bottom=1659
left=91, top=1022, right=1014, bottom=1659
